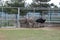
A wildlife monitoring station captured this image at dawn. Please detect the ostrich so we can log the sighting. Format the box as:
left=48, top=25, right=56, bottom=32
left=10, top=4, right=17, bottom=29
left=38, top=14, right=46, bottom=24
left=36, top=17, right=46, bottom=27
left=27, top=17, right=35, bottom=28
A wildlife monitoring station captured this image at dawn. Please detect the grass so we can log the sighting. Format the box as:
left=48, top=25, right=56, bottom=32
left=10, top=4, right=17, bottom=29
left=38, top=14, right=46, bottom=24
left=0, top=28, right=60, bottom=40
left=0, top=20, right=15, bottom=27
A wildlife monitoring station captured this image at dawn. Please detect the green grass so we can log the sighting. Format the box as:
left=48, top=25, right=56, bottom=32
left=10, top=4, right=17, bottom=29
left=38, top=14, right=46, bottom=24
left=0, top=20, right=15, bottom=26
left=0, top=29, right=60, bottom=40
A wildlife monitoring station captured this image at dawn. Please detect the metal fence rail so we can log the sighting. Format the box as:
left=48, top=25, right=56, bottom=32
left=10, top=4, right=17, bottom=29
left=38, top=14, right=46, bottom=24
left=0, top=7, right=60, bottom=28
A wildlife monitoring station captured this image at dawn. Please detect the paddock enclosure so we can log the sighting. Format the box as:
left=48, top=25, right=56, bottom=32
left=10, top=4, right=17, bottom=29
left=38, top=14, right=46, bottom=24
left=0, top=7, right=60, bottom=28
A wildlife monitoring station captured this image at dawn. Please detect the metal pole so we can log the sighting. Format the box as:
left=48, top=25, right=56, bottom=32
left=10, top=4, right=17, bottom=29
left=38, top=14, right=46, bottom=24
left=33, top=8, right=35, bottom=18
left=49, top=8, right=50, bottom=23
left=48, top=8, right=52, bottom=27
left=53, top=9, right=54, bottom=22
left=17, top=8, right=20, bottom=28
left=50, top=9, right=51, bottom=22
left=2, top=4, right=3, bottom=27
left=33, top=8, right=35, bottom=27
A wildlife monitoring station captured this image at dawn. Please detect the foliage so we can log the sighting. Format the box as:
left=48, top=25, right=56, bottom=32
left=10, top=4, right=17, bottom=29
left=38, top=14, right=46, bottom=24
left=33, top=0, right=51, bottom=2
left=30, top=0, right=58, bottom=17
left=4, top=0, right=27, bottom=16
left=20, top=9, right=28, bottom=16
left=0, top=8, right=2, bottom=12
left=0, top=0, right=58, bottom=16
left=6, top=2, right=25, bottom=7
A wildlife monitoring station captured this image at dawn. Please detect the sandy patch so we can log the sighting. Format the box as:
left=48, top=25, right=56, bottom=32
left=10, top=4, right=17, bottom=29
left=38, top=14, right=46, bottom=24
left=0, top=26, right=60, bottom=30
left=0, top=33, right=6, bottom=40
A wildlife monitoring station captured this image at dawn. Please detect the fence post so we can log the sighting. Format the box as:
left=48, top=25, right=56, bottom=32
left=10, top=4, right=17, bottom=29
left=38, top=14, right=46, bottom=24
left=49, top=8, right=50, bottom=24
left=1, top=7, right=3, bottom=27
left=17, top=8, right=20, bottom=28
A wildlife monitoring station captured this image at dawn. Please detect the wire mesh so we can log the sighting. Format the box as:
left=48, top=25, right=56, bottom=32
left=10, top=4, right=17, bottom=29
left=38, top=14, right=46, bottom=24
left=0, top=7, right=60, bottom=28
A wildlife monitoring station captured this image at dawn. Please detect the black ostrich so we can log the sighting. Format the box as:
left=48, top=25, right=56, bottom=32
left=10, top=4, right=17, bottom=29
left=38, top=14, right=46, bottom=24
left=36, top=18, right=46, bottom=27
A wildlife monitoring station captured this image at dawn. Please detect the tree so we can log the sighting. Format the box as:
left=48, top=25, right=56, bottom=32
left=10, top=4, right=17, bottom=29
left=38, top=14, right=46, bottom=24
left=4, top=0, right=28, bottom=16
left=33, top=0, right=50, bottom=2
left=4, top=0, right=25, bottom=7
left=50, top=3, right=58, bottom=8
left=2, top=0, right=27, bottom=27
left=32, top=0, right=50, bottom=7
left=30, top=0, right=58, bottom=18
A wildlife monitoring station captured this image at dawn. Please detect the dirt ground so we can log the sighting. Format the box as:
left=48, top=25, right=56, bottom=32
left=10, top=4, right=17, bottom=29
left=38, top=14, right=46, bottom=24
left=0, top=33, right=6, bottom=40
left=0, top=26, right=60, bottom=30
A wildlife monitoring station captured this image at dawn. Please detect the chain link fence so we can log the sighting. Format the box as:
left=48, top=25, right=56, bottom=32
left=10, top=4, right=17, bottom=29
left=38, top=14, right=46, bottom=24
left=0, top=7, right=60, bottom=28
